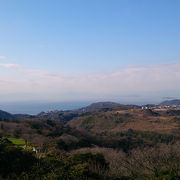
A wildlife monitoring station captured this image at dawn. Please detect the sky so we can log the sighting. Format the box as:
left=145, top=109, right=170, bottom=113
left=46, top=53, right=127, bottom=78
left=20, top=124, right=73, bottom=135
left=0, top=0, right=180, bottom=106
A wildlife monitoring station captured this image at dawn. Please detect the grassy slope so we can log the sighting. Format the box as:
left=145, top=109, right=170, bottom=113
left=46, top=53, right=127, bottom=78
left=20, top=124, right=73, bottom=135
left=68, top=109, right=180, bottom=136
left=7, top=137, right=26, bottom=147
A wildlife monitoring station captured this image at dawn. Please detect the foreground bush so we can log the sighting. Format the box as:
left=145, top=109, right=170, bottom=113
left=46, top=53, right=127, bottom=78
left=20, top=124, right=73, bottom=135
left=0, top=142, right=37, bottom=179
left=0, top=141, right=109, bottom=180
left=2, top=139, right=180, bottom=180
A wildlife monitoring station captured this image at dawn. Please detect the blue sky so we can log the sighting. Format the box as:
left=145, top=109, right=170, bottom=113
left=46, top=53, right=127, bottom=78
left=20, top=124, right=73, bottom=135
left=0, top=0, right=180, bottom=104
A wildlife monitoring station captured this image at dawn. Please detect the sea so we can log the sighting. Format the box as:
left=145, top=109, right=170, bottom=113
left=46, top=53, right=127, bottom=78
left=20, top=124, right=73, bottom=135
left=0, top=101, right=91, bottom=115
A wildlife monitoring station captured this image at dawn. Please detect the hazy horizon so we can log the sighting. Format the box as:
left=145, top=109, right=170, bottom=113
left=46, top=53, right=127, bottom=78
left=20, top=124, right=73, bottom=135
left=0, top=97, right=177, bottom=115
left=0, top=0, right=180, bottom=105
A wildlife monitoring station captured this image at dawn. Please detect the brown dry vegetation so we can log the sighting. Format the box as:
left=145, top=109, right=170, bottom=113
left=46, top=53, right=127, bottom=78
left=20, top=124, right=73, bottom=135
left=70, top=143, right=180, bottom=179
left=1, top=107, right=180, bottom=179
left=67, top=109, right=180, bottom=135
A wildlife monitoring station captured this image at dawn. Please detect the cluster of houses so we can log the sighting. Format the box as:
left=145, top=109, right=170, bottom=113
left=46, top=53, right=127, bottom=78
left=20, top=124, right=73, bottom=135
left=141, top=104, right=180, bottom=110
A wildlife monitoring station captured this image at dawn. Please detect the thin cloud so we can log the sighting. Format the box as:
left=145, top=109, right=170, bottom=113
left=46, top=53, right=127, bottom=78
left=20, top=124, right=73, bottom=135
left=0, top=63, right=180, bottom=102
left=0, top=56, right=6, bottom=60
left=0, top=63, right=20, bottom=68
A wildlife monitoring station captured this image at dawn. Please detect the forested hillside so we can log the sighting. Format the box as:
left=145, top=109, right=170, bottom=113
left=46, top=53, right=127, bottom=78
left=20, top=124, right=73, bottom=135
left=1, top=102, right=180, bottom=179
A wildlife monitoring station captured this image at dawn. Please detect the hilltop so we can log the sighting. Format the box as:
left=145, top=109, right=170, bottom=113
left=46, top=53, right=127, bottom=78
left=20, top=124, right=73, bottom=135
left=0, top=110, right=14, bottom=120
left=80, top=101, right=139, bottom=112
left=159, top=99, right=180, bottom=106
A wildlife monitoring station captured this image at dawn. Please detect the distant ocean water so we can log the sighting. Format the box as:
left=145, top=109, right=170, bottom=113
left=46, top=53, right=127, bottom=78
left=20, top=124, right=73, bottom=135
left=0, top=101, right=91, bottom=115
left=0, top=100, right=159, bottom=115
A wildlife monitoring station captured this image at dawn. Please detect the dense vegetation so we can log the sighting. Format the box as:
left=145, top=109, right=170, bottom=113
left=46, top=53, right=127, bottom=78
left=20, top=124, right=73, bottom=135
left=0, top=140, right=109, bottom=179
left=1, top=103, right=180, bottom=179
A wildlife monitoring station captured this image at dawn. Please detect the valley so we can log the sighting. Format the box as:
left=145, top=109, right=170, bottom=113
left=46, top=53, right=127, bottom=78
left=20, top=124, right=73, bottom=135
left=1, top=100, right=180, bottom=179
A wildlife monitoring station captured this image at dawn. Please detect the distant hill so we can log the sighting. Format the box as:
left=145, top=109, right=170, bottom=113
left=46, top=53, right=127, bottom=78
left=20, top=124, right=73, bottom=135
left=13, top=114, right=35, bottom=119
left=0, top=110, right=34, bottom=120
left=37, top=110, right=79, bottom=123
left=35, top=102, right=139, bottom=123
left=0, top=110, right=14, bottom=120
left=81, top=102, right=120, bottom=111
left=80, top=102, right=139, bottom=112
left=159, top=99, right=180, bottom=106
